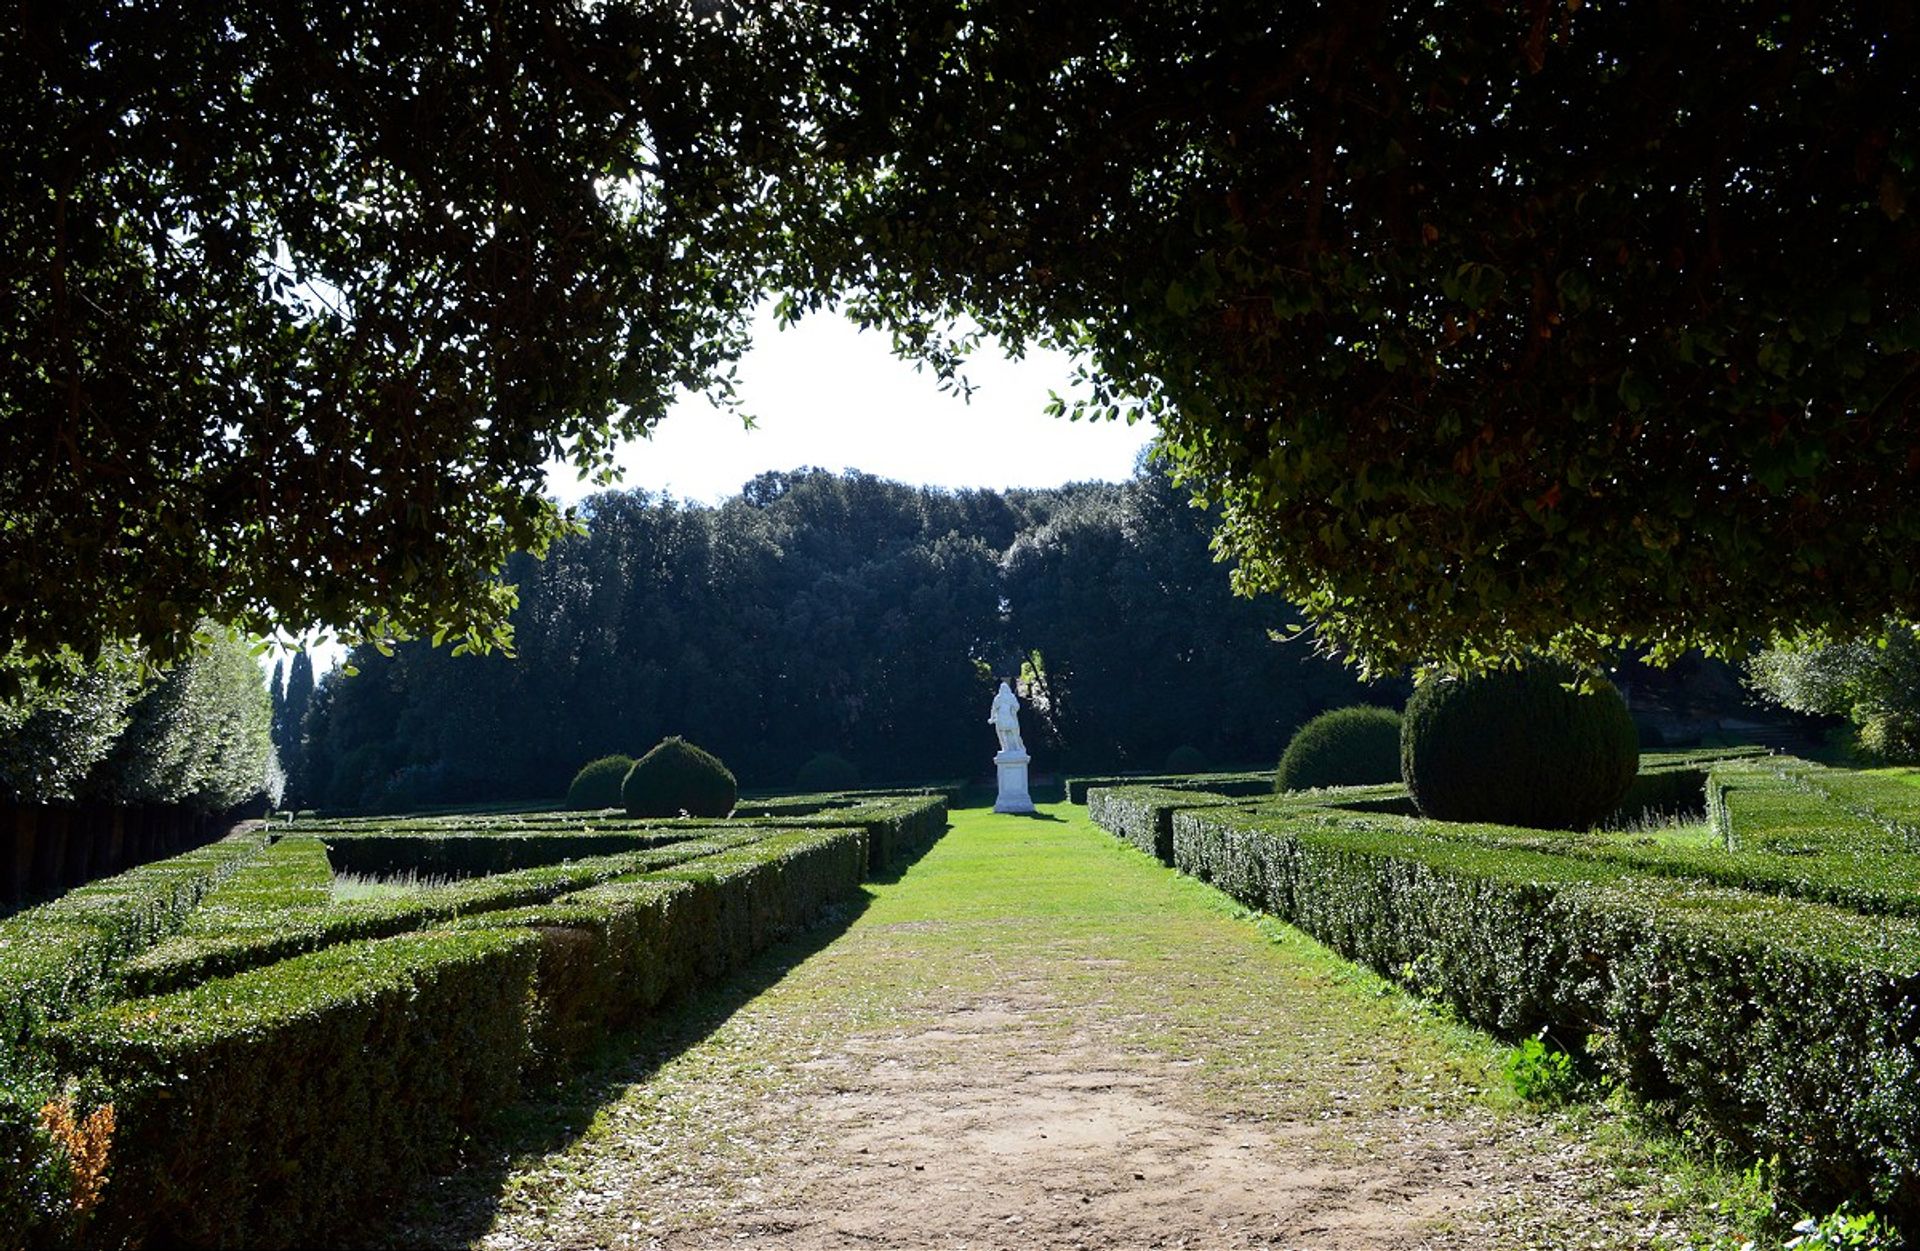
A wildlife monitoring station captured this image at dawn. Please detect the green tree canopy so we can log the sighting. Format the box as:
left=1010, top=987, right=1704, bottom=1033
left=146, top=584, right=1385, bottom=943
left=814, top=2, right=1920, bottom=671
left=3, top=0, right=814, bottom=664
left=6, top=3, right=1918, bottom=671
left=1747, top=621, right=1920, bottom=762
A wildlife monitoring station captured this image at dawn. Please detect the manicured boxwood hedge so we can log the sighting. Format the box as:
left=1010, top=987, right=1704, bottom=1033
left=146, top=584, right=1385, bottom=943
left=1083, top=785, right=1250, bottom=864
left=447, top=881, right=692, bottom=1071
left=1275, top=705, right=1403, bottom=792
left=622, top=737, right=737, bottom=818
left=50, top=928, right=543, bottom=1249
left=1166, top=803, right=1920, bottom=1219
left=117, top=830, right=770, bottom=997
left=1, top=827, right=270, bottom=1051
left=1082, top=753, right=1920, bottom=1223
left=317, top=825, right=699, bottom=877
left=1, top=786, right=945, bottom=1248
left=565, top=753, right=635, bottom=810
left=1066, top=769, right=1273, bottom=805
left=630, top=794, right=948, bottom=876
left=1400, top=663, right=1638, bottom=831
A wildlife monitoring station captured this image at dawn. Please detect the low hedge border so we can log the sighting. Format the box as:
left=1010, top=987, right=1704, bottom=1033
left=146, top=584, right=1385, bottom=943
left=1764, top=759, right=1920, bottom=849
left=49, top=928, right=543, bottom=1249
left=1084, top=785, right=1251, bottom=864
left=1066, top=770, right=1273, bottom=805
left=118, top=830, right=771, bottom=998
left=4, top=790, right=944, bottom=1249
left=445, top=881, right=692, bottom=1072
left=313, top=827, right=700, bottom=877
left=1167, top=800, right=1920, bottom=1223
left=632, top=827, right=870, bottom=982
left=1, top=826, right=270, bottom=1053
left=618, top=794, right=948, bottom=876
left=34, top=822, right=887, bottom=1249
left=308, top=793, right=945, bottom=879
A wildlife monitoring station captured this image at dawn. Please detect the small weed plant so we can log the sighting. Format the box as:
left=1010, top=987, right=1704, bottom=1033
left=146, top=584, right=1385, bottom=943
left=1506, top=1034, right=1580, bottom=1104
left=1783, top=1206, right=1896, bottom=1249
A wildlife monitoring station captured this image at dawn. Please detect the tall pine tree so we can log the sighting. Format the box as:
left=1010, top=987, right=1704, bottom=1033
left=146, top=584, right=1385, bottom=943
left=278, top=652, right=315, bottom=805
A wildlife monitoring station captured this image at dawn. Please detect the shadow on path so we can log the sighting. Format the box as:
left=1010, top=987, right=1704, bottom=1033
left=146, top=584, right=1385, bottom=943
left=365, top=823, right=954, bottom=1249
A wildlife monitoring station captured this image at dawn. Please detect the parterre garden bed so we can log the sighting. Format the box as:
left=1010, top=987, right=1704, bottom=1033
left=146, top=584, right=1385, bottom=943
left=0, top=789, right=947, bottom=1249
left=1083, top=749, right=1920, bottom=1229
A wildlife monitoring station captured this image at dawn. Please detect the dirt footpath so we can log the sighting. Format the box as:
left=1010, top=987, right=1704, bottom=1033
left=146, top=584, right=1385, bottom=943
left=385, top=810, right=1733, bottom=1251
left=712, top=995, right=1539, bottom=1250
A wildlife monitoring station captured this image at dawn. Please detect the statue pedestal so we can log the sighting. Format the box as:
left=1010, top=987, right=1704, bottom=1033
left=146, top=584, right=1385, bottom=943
left=993, top=748, right=1035, bottom=814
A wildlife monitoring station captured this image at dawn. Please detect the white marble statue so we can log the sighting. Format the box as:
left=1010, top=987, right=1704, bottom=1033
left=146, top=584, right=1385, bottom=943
left=989, top=680, right=1034, bottom=813
left=989, top=681, right=1025, bottom=755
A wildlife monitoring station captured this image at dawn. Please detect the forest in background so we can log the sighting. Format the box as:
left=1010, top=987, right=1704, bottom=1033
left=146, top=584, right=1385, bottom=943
left=281, top=465, right=1396, bottom=809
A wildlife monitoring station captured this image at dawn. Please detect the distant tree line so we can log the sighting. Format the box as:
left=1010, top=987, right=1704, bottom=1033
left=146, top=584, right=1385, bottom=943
left=1, top=629, right=275, bottom=811
left=1, top=629, right=277, bottom=903
left=286, top=466, right=1397, bottom=810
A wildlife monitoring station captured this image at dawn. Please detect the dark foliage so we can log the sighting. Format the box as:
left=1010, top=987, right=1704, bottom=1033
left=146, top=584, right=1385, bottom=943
left=622, top=738, right=737, bottom=819
left=1163, top=744, right=1209, bottom=774
left=565, top=754, right=634, bottom=811
left=294, top=468, right=1393, bottom=805
left=795, top=751, right=860, bottom=792
left=1276, top=705, right=1404, bottom=792
left=822, top=5, right=1920, bottom=671
left=1402, top=665, right=1638, bottom=830
left=9, top=7, right=1916, bottom=676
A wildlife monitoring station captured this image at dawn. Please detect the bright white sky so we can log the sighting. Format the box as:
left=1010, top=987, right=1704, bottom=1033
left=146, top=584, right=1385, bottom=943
left=543, top=307, right=1157, bottom=506
left=273, top=309, right=1156, bottom=677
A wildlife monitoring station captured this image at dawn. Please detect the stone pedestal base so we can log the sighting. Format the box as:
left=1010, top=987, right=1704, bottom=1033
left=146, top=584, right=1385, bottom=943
left=993, top=749, right=1035, bottom=814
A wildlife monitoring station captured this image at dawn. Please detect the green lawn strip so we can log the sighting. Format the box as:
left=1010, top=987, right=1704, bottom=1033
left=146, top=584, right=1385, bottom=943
left=1170, top=803, right=1920, bottom=1219
left=391, top=806, right=1763, bottom=1251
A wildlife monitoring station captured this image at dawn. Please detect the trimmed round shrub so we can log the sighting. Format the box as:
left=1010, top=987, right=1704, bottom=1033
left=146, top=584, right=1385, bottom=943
left=622, top=737, right=738, bottom=818
left=1164, top=744, right=1210, bottom=774
left=1275, top=705, right=1403, bottom=791
left=795, top=751, right=860, bottom=793
left=565, top=754, right=634, bottom=810
left=1401, top=664, right=1638, bottom=830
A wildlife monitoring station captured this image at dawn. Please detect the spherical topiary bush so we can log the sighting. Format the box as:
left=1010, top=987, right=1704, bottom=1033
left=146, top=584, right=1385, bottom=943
left=1275, top=705, right=1403, bottom=791
left=565, top=754, right=634, bottom=810
left=1164, top=744, right=1210, bottom=774
left=795, top=751, right=860, bottom=793
left=1401, top=664, right=1638, bottom=830
left=622, top=737, right=738, bottom=818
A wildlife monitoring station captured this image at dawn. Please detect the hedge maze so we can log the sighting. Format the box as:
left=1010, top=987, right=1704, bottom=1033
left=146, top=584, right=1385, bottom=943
left=1083, top=750, right=1920, bottom=1224
left=0, top=790, right=947, bottom=1249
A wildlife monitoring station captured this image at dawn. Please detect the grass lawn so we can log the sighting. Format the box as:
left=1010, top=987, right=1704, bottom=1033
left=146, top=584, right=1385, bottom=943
left=382, top=804, right=1783, bottom=1250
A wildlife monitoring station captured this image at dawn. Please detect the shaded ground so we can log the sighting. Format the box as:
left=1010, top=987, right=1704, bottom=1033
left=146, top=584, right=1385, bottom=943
left=385, top=806, right=1761, bottom=1250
